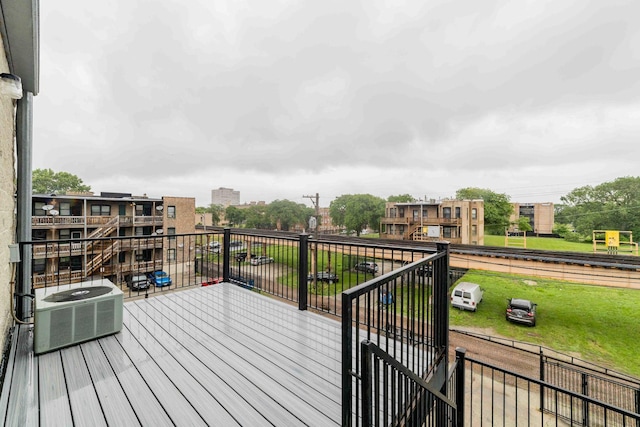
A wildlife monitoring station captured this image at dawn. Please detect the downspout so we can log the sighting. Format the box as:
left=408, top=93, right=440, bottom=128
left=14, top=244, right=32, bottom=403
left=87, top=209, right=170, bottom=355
left=15, top=92, right=33, bottom=321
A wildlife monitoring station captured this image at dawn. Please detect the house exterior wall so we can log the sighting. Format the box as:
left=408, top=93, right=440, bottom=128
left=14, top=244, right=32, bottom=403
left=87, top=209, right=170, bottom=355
left=317, top=207, right=342, bottom=234
left=0, top=34, right=16, bottom=355
left=380, top=199, right=484, bottom=245
left=509, top=202, right=555, bottom=234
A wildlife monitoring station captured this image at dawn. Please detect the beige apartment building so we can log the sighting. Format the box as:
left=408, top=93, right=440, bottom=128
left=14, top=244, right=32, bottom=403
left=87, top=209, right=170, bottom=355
left=211, top=187, right=240, bottom=207
left=31, top=192, right=195, bottom=287
left=509, top=202, right=555, bottom=235
left=380, top=199, right=485, bottom=245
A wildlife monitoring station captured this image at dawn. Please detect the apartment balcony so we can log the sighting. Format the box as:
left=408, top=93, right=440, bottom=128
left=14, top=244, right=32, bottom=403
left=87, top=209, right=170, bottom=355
left=2, top=230, right=638, bottom=426
left=31, top=214, right=163, bottom=229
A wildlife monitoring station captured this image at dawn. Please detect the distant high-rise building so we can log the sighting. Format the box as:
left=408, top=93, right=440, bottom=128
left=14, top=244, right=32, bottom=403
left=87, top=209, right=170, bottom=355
left=211, top=187, right=240, bottom=207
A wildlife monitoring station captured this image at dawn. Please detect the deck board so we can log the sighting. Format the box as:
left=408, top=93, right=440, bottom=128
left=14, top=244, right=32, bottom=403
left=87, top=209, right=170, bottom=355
left=4, top=324, right=38, bottom=427
left=60, top=346, right=108, bottom=427
left=38, top=351, right=73, bottom=425
left=81, top=340, right=141, bottom=425
left=0, top=283, right=347, bottom=426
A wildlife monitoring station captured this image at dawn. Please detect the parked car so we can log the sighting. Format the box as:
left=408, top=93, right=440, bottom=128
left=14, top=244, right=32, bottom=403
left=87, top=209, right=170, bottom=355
left=506, top=298, right=537, bottom=326
left=229, top=240, right=245, bottom=251
left=235, top=252, right=257, bottom=262
left=126, top=273, right=150, bottom=291
left=148, top=271, right=172, bottom=287
left=208, top=241, right=221, bottom=253
left=307, top=272, right=339, bottom=283
left=250, top=256, right=274, bottom=266
left=355, top=261, right=378, bottom=273
left=450, top=282, right=483, bottom=312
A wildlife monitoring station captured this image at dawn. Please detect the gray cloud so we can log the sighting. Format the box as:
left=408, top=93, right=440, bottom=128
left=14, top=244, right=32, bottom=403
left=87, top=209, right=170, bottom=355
left=34, top=0, right=640, bottom=206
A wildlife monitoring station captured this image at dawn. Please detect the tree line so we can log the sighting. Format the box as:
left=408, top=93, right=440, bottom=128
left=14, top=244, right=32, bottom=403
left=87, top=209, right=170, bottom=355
left=33, top=169, right=640, bottom=240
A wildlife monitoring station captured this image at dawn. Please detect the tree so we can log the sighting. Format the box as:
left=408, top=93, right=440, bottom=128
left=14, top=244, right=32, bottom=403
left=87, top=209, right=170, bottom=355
left=32, top=168, right=91, bottom=194
left=267, top=200, right=314, bottom=231
left=456, top=187, right=513, bottom=235
left=225, top=206, right=246, bottom=227
left=560, top=176, right=640, bottom=238
left=329, top=194, right=386, bottom=236
left=515, top=216, right=532, bottom=233
left=387, top=194, right=414, bottom=203
left=244, top=205, right=272, bottom=229
left=196, top=204, right=224, bottom=225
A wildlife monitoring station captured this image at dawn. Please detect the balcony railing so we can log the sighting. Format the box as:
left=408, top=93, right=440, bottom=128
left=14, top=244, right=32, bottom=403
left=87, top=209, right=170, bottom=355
left=14, top=228, right=638, bottom=426
left=31, top=214, right=163, bottom=228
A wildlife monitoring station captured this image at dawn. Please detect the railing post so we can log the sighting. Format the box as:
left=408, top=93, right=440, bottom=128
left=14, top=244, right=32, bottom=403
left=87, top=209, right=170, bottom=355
left=635, top=388, right=640, bottom=427
left=361, top=340, right=373, bottom=427
left=434, top=241, right=450, bottom=352
left=298, top=233, right=309, bottom=311
left=434, top=241, right=450, bottom=427
left=582, top=372, right=589, bottom=426
left=342, top=292, right=353, bottom=427
left=539, top=349, right=546, bottom=413
left=455, top=347, right=466, bottom=427
left=222, top=228, right=231, bottom=282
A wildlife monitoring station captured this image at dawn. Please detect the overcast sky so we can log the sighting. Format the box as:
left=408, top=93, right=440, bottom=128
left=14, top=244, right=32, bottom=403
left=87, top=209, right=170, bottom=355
left=34, top=0, right=640, bottom=207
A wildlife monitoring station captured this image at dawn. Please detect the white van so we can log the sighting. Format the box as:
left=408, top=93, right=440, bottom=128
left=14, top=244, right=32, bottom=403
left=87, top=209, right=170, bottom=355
left=451, top=282, right=483, bottom=312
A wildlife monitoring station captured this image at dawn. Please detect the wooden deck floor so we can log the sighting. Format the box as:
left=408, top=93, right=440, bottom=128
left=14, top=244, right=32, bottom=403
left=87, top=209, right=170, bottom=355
left=0, top=283, right=345, bottom=426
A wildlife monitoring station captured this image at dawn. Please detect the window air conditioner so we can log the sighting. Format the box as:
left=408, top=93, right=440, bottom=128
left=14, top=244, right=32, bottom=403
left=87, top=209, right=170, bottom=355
left=34, top=279, right=124, bottom=354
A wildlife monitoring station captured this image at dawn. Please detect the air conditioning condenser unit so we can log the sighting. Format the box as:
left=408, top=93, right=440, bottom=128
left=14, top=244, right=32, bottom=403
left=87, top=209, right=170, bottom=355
left=34, top=279, right=124, bottom=354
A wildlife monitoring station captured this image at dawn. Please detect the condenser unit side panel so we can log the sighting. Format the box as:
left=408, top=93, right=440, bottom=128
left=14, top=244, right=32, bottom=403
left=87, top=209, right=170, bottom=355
left=34, top=280, right=124, bottom=355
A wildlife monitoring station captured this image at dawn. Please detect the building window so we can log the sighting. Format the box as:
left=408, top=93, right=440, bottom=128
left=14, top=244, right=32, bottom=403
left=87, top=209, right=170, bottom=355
left=33, top=230, right=47, bottom=241
left=413, top=209, right=419, bottom=220
left=443, top=207, right=451, bottom=219
left=59, top=229, right=70, bottom=240
left=455, top=207, right=461, bottom=219
left=91, top=205, right=111, bottom=216
left=34, top=202, right=46, bottom=216
left=472, top=225, right=477, bottom=236
left=168, top=227, right=176, bottom=240
left=168, top=249, right=176, bottom=261
left=443, top=227, right=452, bottom=238
left=472, top=208, right=477, bottom=220
left=33, top=258, right=46, bottom=274
left=59, top=202, right=71, bottom=216
left=422, top=209, right=428, bottom=218
left=167, top=206, right=176, bottom=218
left=118, top=252, right=126, bottom=263
left=59, top=256, right=82, bottom=270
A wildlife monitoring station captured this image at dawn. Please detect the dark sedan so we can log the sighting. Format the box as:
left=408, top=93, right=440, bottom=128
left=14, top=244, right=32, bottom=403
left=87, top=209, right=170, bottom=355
left=506, top=298, right=537, bottom=326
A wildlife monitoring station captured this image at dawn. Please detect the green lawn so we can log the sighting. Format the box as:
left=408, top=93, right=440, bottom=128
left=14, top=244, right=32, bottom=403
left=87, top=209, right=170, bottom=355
left=484, top=234, right=595, bottom=252
left=450, top=270, right=640, bottom=377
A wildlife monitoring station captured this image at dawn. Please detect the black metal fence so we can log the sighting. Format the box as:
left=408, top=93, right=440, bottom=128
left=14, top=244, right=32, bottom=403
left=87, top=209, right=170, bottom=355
left=341, top=242, right=451, bottom=426
left=453, top=348, right=640, bottom=427
left=20, top=229, right=445, bottom=313
left=542, top=354, right=640, bottom=424
left=361, top=340, right=457, bottom=426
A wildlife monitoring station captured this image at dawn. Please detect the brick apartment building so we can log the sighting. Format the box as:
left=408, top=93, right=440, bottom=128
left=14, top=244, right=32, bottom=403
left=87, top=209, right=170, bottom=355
left=380, top=199, right=485, bottom=245
left=31, top=192, right=195, bottom=287
left=509, top=202, right=555, bottom=235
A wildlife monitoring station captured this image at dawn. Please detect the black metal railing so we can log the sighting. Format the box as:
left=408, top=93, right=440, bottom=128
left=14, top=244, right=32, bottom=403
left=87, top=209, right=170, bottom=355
left=542, top=354, right=640, bottom=423
left=361, top=340, right=457, bottom=426
left=20, top=229, right=444, bottom=312
left=341, top=242, right=450, bottom=426
left=453, top=348, right=640, bottom=427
